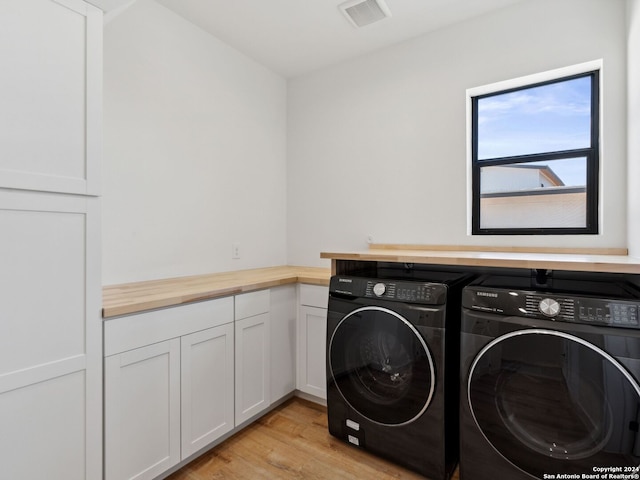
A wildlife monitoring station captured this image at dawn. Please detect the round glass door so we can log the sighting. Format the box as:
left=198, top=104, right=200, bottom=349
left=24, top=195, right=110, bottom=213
left=329, top=306, right=435, bottom=426
left=468, top=329, right=640, bottom=477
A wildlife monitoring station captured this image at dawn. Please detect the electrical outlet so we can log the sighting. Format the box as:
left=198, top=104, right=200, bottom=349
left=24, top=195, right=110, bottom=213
left=232, top=243, right=240, bottom=259
left=367, top=234, right=374, bottom=244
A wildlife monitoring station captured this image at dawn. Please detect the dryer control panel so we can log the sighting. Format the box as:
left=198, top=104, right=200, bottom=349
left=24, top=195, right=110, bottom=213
left=330, top=276, right=448, bottom=305
left=463, top=286, right=640, bottom=328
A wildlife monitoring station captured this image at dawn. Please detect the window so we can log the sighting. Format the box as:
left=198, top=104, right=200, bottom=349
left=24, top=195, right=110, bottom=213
left=470, top=66, right=600, bottom=235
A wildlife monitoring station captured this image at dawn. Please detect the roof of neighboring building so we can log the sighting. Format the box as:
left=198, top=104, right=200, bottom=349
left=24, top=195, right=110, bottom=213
left=499, top=164, right=565, bottom=186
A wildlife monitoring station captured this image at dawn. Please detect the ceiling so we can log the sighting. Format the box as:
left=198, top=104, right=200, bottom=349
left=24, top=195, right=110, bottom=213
left=153, top=0, right=526, bottom=78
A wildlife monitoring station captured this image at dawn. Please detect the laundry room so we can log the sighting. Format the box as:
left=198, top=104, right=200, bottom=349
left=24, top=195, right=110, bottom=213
left=2, top=0, right=640, bottom=479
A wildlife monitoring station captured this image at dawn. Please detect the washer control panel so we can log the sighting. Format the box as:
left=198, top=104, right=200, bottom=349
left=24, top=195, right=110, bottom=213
left=330, top=276, right=448, bottom=305
left=524, top=295, right=575, bottom=320
left=463, top=287, right=640, bottom=328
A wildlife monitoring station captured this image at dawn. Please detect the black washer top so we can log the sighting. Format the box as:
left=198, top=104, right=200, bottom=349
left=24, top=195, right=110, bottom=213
left=472, top=274, right=640, bottom=298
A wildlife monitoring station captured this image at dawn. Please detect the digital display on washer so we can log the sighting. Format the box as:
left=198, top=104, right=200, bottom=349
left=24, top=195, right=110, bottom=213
left=396, top=286, right=431, bottom=302
left=576, top=299, right=639, bottom=326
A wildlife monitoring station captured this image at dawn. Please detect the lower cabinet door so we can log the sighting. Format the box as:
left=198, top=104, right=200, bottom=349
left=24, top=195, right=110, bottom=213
left=105, top=339, right=181, bottom=480
left=270, top=285, right=297, bottom=403
left=297, top=305, right=328, bottom=399
left=181, top=323, right=235, bottom=459
left=235, top=313, right=271, bottom=425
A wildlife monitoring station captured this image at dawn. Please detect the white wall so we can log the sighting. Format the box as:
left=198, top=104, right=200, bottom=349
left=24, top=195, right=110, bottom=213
left=287, top=0, right=628, bottom=267
left=102, top=0, right=287, bottom=284
left=629, top=0, right=640, bottom=258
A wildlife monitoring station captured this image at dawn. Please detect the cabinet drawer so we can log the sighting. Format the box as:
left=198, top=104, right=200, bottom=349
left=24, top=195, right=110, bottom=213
left=299, top=284, right=329, bottom=308
left=104, top=297, right=234, bottom=356
left=235, top=289, right=270, bottom=320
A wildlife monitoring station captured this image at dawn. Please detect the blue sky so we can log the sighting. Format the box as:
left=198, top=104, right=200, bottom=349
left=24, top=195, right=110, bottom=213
left=477, top=76, right=592, bottom=186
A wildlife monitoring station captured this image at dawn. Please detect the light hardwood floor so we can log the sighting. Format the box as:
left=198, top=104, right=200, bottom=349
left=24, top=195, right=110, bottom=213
left=167, top=397, right=460, bottom=480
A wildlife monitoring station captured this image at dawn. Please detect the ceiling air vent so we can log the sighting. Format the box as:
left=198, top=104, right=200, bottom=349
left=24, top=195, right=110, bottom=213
left=339, top=0, right=392, bottom=28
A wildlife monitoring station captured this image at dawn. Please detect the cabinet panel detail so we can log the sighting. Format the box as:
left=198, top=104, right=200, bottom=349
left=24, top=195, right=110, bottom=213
left=270, top=285, right=296, bottom=402
left=0, top=201, right=87, bottom=375
left=0, top=371, right=87, bottom=480
left=181, top=323, right=235, bottom=459
left=297, top=304, right=328, bottom=400
left=235, top=313, right=271, bottom=425
left=105, top=339, right=180, bottom=480
left=0, top=0, right=102, bottom=195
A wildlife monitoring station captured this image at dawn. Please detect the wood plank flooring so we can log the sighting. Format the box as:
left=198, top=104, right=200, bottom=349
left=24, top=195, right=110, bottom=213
left=167, top=397, right=460, bottom=480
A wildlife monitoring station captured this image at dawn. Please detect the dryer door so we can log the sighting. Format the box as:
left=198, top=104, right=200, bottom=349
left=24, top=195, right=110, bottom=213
left=329, top=306, right=435, bottom=426
left=468, top=328, right=640, bottom=477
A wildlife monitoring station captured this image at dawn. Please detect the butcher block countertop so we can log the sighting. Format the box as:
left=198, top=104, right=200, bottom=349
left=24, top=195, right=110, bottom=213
left=103, top=266, right=331, bottom=318
left=321, top=244, right=640, bottom=275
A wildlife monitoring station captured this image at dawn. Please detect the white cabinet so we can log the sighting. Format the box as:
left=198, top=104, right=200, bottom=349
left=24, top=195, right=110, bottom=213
left=297, top=285, right=329, bottom=400
left=181, top=323, right=235, bottom=459
left=234, top=290, right=271, bottom=425
left=0, top=190, right=102, bottom=480
left=104, top=298, right=234, bottom=480
left=0, top=0, right=102, bottom=196
left=103, top=286, right=300, bottom=478
left=104, top=340, right=181, bottom=480
left=270, top=285, right=297, bottom=403
left=0, top=2, right=102, bottom=479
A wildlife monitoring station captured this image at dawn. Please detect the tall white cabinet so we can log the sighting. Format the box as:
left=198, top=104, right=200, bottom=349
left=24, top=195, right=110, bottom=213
left=0, top=1, right=103, bottom=479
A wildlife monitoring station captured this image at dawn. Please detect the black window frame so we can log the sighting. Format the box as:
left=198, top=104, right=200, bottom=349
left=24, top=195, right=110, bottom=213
left=471, top=70, right=600, bottom=235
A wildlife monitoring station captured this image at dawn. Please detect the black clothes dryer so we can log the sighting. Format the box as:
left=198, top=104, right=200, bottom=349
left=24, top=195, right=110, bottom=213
left=327, top=271, right=471, bottom=480
left=459, top=274, right=640, bottom=480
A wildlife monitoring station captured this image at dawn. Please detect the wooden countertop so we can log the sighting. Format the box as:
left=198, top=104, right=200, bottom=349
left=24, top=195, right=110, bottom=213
left=104, top=246, right=640, bottom=317
left=103, top=266, right=331, bottom=318
left=320, top=245, right=640, bottom=275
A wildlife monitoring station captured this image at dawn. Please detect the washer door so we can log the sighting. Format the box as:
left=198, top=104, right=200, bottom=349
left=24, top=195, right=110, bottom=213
left=329, top=306, right=435, bottom=426
left=468, top=329, right=640, bottom=477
